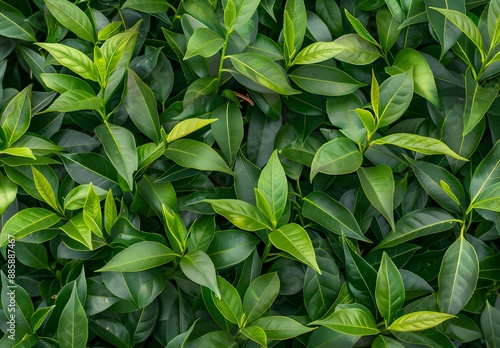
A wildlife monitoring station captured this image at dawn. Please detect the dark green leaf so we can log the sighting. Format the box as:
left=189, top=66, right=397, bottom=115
left=376, top=253, right=405, bottom=324
left=252, top=316, right=314, bottom=340
left=310, top=137, right=363, bottom=180
left=211, top=102, right=244, bottom=166
left=45, top=0, right=95, bottom=42
left=57, top=283, right=88, bottom=348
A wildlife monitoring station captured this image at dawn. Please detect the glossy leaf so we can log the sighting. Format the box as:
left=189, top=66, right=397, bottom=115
left=166, top=118, right=217, bottom=143
left=371, top=133, right=468, bottom=161
left=240, top=326, right=267, bottom=347
left=257, top=150, right=287, bottom=226
left=180, top=250, right=220, bottom=299
left=58, top=283, right=88, bottom=348
left=388, top=311, right=455, bottom=332
left=243, top=272, right=280, bottom=323
left=283, top=0, right=307, bottom=62
left=269, top=223, right=320, bottom=273
left=302, top=191, right=370, bottom=242
left=378, top=70, right=414, bottom=127
left=358, top=165, right=395, bottom=229
left=310, top=137, right=363, bottom=180
left=376, top=253, right=405, bottom=324
left=310, top=304, right=379, bottom=336
left=251, top=316, right=314, bottom=340
left=0, top=170, right=17, bottom=215
left=211, top=102, right=244, bottom=166
left=0, top=84, right=32, bottom=147
left=481, top=302, right=500, bottom=348
left=122, top=0, right=169, bottom=13
left=437, top=235, right=479, bottom=315
left=204, top=199, right=272, bottom=231
left=329, top=34, right=381, bottom=65
left=211, top=276, right=244, bottom=325
left=185, top=28, right=224, bottom=60
left=45, top=0, right=95, bottom=42
left=0, top=1, right=36, bottom=41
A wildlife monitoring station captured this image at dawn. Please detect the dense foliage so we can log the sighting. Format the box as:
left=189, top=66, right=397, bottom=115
left=0, top=0, right=499, bottom=346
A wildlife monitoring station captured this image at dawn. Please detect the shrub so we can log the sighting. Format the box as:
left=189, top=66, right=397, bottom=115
left=0, top=0, right=499, bottom=347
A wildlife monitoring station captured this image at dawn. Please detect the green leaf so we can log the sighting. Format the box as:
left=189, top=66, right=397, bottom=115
left=289, top=65, right=366, bottom=97
left=481, top=302, right=500, bottom=348
left=82, top=183, right=103, bottom=238
left=60, top=212, right=92, bottom=250
left=292, top=41, right=341, bottom=66
left=470, top=140, right=500, bottom=204
left=204, top=199, right=272, bottom=231
left=243, top=272, right=280, bottom=323
left=303, top=249, right=341, bottom=320
left=184, top=28, right=224, bottom=60
left=302, top=191, right=370, bottom=242
left=122, top=0, right=169, bottom=12
left=310, top=137, right=363, bottom=180
left=310, top=304, right=379, bottom=336
left=388, top=311, right=455, bottom=332
left=257, top=150, right=287, bottom=226
left=391, top=328, right=455, bottom=347
left=0, top=147, right=35, bottom=159
left=386, top=48, right=440, bottom=108
left=371, top=133, right=468, bottom=161
left=283, top=0, right=307, bottom=62
left=0, top=170, right=17, bottom=215
left=104, top=190, right=117, bottom=234
left=0, top=0, right=36, bottom=41
left=344, top=10, right=379, bottom=47
left=463, top=68, right=499, bottom=135
left=57, top=283, right=88, bottom=348
left=180, top=250, right=220, bottom=299
left=137, top=176, right=177, bottom=218
left=252, top=316, right=314, bottom=340
left=227, top=53, right=299, bottom=95
left=95, top=123, right=138, bottom=191
left=378, top=70, right=414, bottom=127
left=372, top=335, right=406, bottom=348
left=211, top=102, right=244, bottom=166
left=165, top=118, right=215, bottom=144
left=162, top=205, right=187, bottom=255
left=376, top=253, right=405, bottom=324
left=45, top=0, right=95, bottom=42
left=343, top=237, right=377, bottom=309
left=358, top=165, right=395, bottom=229
left=60, top=152, right=119, bottom=190
left=406, top=157, right=465, bottom=213
left=437, top=235, right=479, bottom=315
left=101, top=22, right=140, bottom=79
left=269, top=223, right=320, bottom=273
left=430, top=7, right=484, bottom=52
left=240, top=326, right=267, bottom=347
left=31, top=306, right=55, bottom=332
left=208, top=230, right=259, bottom=269
left=165, top=139, right=233, bottom=175
left=36, top=43, right=99, bottom=82
left=0, top=84, right=32, bottom=147
left=211, top=276, right=244, bottom=325
left=0, top=208, right=60, bottom=247
left=329, top=34, right=381, bottom=65
left=471, top=182, right=500, bottom=212
left=43, top=90, right=102, bottom=113
left=376, top=208, right=459, bottom=249
left=41, top=73, right=95, bottom=95
left=63, top=184, right=107, bottom=211
left=98, top=241, right=177, bottom=272
left=32, top=166, right=60, bottom=212
left=1, top=272, right=33, bottom=337
left=124, top=68, right=161, bottom=142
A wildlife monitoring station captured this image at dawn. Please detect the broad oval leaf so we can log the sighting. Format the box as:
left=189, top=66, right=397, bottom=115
left=45, top=0, right=95, bottom=42
left=251, top=316, right=314, bottom=340
left=165, top=139, right=233, bottom=175
left=378, top=70, right=414, bottom=127
left=269, top=223, right=320, bottom=273
left=310, top=304, right=379, bottom=336
left=98, top=242, right=177, bottom=272
left=437, top=235, right=479, bottom=315
left=289, top=65, right=366, bottom=96
left=371, top=133, right=468, bottom=161
left=376, top=208, right=459, bottom=249
left=310, top=137, right=363, bottom=180
left=388, top=311, right=455, bottom=332
left=211, top=276, right=244, bottom=325
left=243, top=272, right=280, bottom=323
left=204, top=199, right=272, bottom=231
left=207, top=230, right=259, bottom=269
left=302, top=191, right=370, bottom=242
left=180, top=250, right=220, bottom=299
left=185, top=27, right=224, bottom=60
left=44, top=90, right=102, bottom=113
left=228, top=53, right=299, bottom=95
left=330, top=33, right=381, bottom=65
left=0, top=1, right=36, bottom=42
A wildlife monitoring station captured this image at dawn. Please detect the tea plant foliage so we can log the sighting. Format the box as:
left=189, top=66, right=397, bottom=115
left=0, top=0, right=499, bottom=347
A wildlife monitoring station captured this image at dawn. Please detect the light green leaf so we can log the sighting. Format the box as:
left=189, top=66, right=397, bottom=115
left=0, top=0, right=36, bottom=41
left=166, top=118, right=217, bottom=143
left=471, top=182, right=500, bottom=212
left=0, top=84, right=32, bottom=147
left=31, top=306, right=55, bottom=332
left=481, top=302, right=500, bottom=348
left=60, top=213, right=92, bottom=250
left=211, top=276, right=244, bottom=325
left=204, top=199, right=272, bottom=231
left=162, top=204, right=186, bottom=255
left=292, top=41, right=342, bottom=66
left=95, top=123, right=138, bottom=191
left=310, top=304, right=379, bottom=336
left=283, top=0, right=307, bottom=62
left=463, top=68, right=499, bottom=135
left=386, top=48, right=440, bottom=108
left=289, top=65, right=366, bottom=97
left=211, top=102, right=244, bottom=166
left=372, top=335, right=406, bottom=348
left=344, top=10, right=379, bottom=47
left=240, top=326, right=267, bottom=347
left=104, top=190, right=117, bottom=234
left=371, top=133, right=468, bottom=161
left=376, top=253, right=405, bottom=324
left=0, top=147, right=35, bottom=159
left=378, top=70, right=414, bottom=127
left=44, top=90, right=102, bottom=113
left=430, top=7, right=484, bottom=53
left=45, top=0, right=95, bottom=42
left=257, top=150, right=287, bottom=226
left=184, top=28, right=224, bottom=60
left=57, top=283, right=88, bottom=348
left=32, top=166, right=60, bottom=213
left=83, top=183, right=103, bottom=238
left=0, top=172, right=17, bottom=215
left=252, top=316, right=314, bottom=340
left=180, top=250, right=220, bottom=299
left=124, top=68, right=161, bottom=142
left=269, top=223, right=320, bottom=273
left=98, top=241, right=177, bottom=272
left=165, top=139, right=233, bottom=175
left=329, top=34, right=381, bottom=65
left=358, top=165, right=395, bottom=229
left=228, top=53, right=300, bottom=95
left=122, top=0, right=169, bottom=12
left=63, top=184, right=107, bottom=211
left=388, top=311, right=455, bottom=332
left=225, top=0, right=260, bottom=31
left=0, top=208, right=60, bottom=247
left=101, top=22, right=140, bottom=78
left=41, top=73, right=95, bottom=95
left=310, top=137, right=363, bottom=180
left=437, top=235, right=479, bottom=315
left=302, top=191, right=370, bottom=242
left=376, top=208, right=459, bottom=249
left=36, top=43, right=99, bottom=82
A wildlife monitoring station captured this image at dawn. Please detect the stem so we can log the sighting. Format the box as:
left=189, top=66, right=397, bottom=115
left=218, top=29, right=233, bottom=91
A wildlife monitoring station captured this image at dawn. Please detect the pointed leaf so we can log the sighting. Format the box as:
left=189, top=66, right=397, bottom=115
left=330, top=34, right=381, bottom=65
left=180, top=250, right=220, bottom=299
left=0, top=84, right=32, bottom=146
left=376, top=253, right=405, bottom=324
left=60, top=213, right=92, bottom=250
left=310, top=304, right=378, bottom=336
left=58, top=283, right=88, bottom=348
left=378, top=70, right=414, bottom=127
left=0, top=1, right=36, bottom=41
left=240, top=326, right=267, bottom=347
left=257, top=150, right=287, bottom=226
left=437, top=235, right=479, bottom=315
left=0, top=171, right=17, bottom=215
left=211, top=276, right=243, bottom=325
left=45, top=0, right=95, bottom=42
left=388, top=311, right=455, bottom=332
left=252, top=316, right=314, bottom=340
left=204, top=199, right=272, bottom=231
left=184, top=27, right=224, bottom=59
left=32, top=166, right=60, bottom=212
left=470, top=140, right=500, bottom=204
left=166, top=118, right=217, bottom=143
left=481, top=302, right=500, bottom=348
left=310, top=137, right=363, bottom=180
left=211, top=102, right=244, bottom=166
left=243, top=272, right=280, bottom=323
left=269, top=223, right=320, bottom=273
